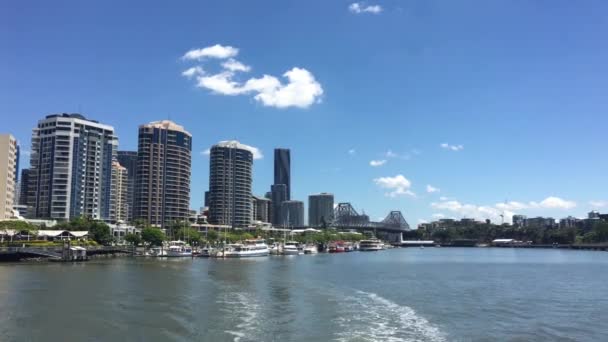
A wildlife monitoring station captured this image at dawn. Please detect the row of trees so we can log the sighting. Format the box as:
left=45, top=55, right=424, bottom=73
left=409, top=221, right=608, bottom=245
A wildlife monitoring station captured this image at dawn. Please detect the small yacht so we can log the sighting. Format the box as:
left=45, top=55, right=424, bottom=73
left=223, top=240, right=269, bottom=257
left=282, top=241, right=302, bottom=255
left=166, top=240, right=193, bottom=257
left=359, top=239, right=385, bottom=252
left=146, top=246, right=167, bottom=256
left=303, top=244, right=318, bottom=254
left=269, top=242, right=281, bottom=255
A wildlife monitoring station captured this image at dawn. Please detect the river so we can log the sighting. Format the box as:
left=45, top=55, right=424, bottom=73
left=0, top=248, right=606, bottom=341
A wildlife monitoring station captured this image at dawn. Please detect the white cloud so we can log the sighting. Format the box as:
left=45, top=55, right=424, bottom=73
left=348, top=149, right=356, bottom=156
left=182, top=66, right=204, bottom=78
left=349, top=2, right=383, bottom=14
left=440, top=143, right=464, bottom=151
left=373, top=174, right=415, bottom=197
left=201, top=148, right=210, bottom=156
left=418, top=219, right=428, bottom=224
left=426, top=185, right=440, bottom=193
left=370, top=159, right=387, bottom=167
left=432, top=213, right=445, bottom=219
left=182, top=45, right=323, bottom=109
left=589, top=200, right=608, bottom=208
left=495, top=201, right=529, bottom=211
left=439, top=196, right=449, bottom=201
left=182, top=44, right=238, bottom=60
left=385, top=150, right=398, bottom=158
left=221, top=58, right=251, bottom=72
left=536, top=196, right=576, bottom=210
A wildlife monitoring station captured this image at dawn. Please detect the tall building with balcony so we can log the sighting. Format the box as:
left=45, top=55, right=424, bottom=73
left=18, top=168, right=30, bottom=206
left=110, top=160, right=128, bottom=222
left=208, top=141, right=254, bottom=227
left=280, top=200, right=304, bottom=227
left=0, top=134, right=19, bottom=220
left=308, top=193, right=334, bottom=227
left=116, top=151, right=137, bottom=222
left=28, top=114, right=117, bottom=220
left=133, top=120, right=192, bottom=227
left=252, top=195, right=271, bottom=223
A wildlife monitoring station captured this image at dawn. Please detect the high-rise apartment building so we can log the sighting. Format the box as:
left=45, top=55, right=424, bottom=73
left=133, top=120, right=192, bottom=227
left=0, top=134, right=18, bottom=220
left=271, top=184, right=288, bottom=225
left=252, top=195, right=271, bottom=223
left=111, top=160, right=128, bottom=222
left=28, top=114, right=117, bottom=220
left=18, top=169, right=30, bottom=206
left=116, top=151, right=137, bottom=222
left=280, top=200, right=304, bottom=227
left=208, top=141, right=254, bottom=228
left=308, top=193, right=334, bottom=227
left=274, top=148, right=291, bottom=199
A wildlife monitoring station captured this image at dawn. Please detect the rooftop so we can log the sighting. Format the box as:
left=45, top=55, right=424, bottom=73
left=142, top=120, right=191, bottom=135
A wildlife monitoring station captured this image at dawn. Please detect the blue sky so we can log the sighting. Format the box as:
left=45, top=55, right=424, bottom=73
left=1, top=0, right=607, bottom=225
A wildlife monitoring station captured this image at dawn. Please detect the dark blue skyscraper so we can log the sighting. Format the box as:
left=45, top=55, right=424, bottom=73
left=274, top=148, right=290, bottom=200
left=117, top=151, right=138, bottom=222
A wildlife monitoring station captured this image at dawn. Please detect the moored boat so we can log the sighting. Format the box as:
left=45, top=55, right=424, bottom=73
left=166, top=240, right=193, bottom=257
left=359, top=239, right=385, bottom=251
left=282, top=241, right=303, bottom=255
left=303, top=244, right=318, bottom=254
left=223, top=239, right=269, bottom=257
left=328, top=242, right=345, bottom=253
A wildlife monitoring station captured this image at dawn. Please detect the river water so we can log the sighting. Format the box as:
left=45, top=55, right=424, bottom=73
left=0, top=248, right=606, bottom=341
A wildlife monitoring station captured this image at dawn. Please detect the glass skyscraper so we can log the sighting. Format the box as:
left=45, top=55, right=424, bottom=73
left=274, top=148, right=290, bottom=200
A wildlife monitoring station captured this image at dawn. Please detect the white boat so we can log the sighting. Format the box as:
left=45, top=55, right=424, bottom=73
left=269, top=243, right=281, bottom=255
left=147, top=246, right=167, bottom=256
left=304, top=244, right=318, bottom=254
left=166, top=240, right=193, bottom=257
left=359, top=239, right=385, bottom=251
left=223, top=240, right=269, bottom=257
left=282, top=241, right=303, bottom=255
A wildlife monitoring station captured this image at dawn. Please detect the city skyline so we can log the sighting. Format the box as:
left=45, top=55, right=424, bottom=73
left=2, top=1, right=607, bottom=225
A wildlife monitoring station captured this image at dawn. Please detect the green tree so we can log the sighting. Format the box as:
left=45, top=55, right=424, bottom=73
left=175, top=227, right=202, bottom=245
left=89, top=222, right=114, bottom=245
left=141, top=227, right=165, bottom=247
left=124, top=233, right=141, bottom=246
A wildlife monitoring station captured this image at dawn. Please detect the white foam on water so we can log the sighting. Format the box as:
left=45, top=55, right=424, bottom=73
left=218, top=291, right=261, bottom=342
left=334, top=290, right=446, bottom=342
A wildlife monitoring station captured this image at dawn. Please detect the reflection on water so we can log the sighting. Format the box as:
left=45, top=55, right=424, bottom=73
left=0, top=248, right=607, bottom=341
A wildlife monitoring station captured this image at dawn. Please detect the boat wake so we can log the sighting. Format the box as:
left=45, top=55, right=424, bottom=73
left=219, top=291, right=261, bottom=342
left=334, top=290, right=446, bottom=342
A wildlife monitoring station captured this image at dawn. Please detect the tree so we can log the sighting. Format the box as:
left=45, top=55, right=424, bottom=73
left=89, top=222, right=114, bottom=245
left=206, top=230, right=219, bottom=242
left=124, top=233, right=141, bottom=246
left=141, top=227, right=165, bottom=247
left=175, top=227, right=202, bottom=245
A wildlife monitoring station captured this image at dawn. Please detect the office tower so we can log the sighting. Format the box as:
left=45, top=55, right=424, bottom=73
left=280, top=200, right=304, bottom=227
left=110, top=161, right=128, bottom=222
left=512, top=214, right=527, bottom=227
left=133, top=120, right=192, bottom=227
left=208, top=140, right=254, bottom=227
left=28, top=114, right=117, bottom=220
left=271, top=184, right=287, bottom=225
left=204, top=190, right=210, bottom=207
left=18, top=169, right=30, bottom=206
left=274, top=148, right=291, bottom=199
left=252, top=195, right=271, bottom=223
left=116, top=151, right=137, bottom=222
left=0, top=134, right=18, bottom=220
left=308, top=193, right=334, bottom=227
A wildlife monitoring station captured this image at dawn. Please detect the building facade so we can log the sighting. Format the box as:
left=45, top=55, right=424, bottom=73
left=133, top=120, right=192, bottom=227
left=280, top=200, right=304, bottom=227
left=116, top=151, right=137, bottom=222
left=28, top=114, right=117, bottom=220
left=274, top=148, right=291, bottom=200
left=111, top=161, right=128, bottom=222
left=208, top=141, right=253, bottom=228
left=308, top=193, right=334, bottom=227
left=18, top=169, right=30, bottom=206
left=0, top=134, right=19, bottom=220
left=252, top=195, right=271, bottom=223
left=271, top=183, right=288, bottom=225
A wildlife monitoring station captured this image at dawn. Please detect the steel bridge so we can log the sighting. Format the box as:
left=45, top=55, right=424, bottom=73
left=331, top=203, right=411, bottom=242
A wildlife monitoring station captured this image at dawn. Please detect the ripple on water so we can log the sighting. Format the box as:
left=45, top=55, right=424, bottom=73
left=218, top=291, right=262, bottom=342
left=334, top=290, right=446, bottom=342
